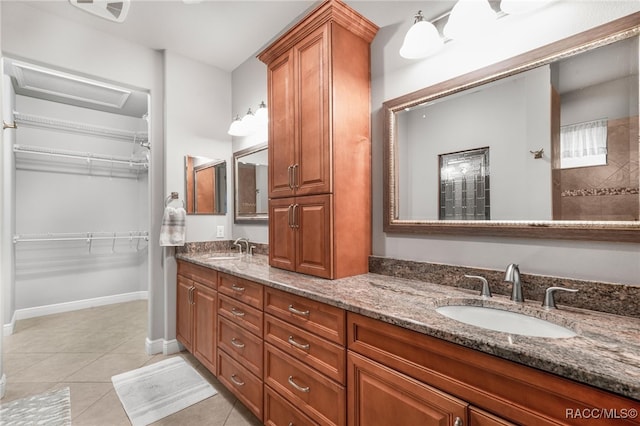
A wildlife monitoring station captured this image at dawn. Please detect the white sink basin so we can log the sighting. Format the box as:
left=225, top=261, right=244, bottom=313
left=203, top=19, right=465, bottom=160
left=436, top=305, right=576, bottom=338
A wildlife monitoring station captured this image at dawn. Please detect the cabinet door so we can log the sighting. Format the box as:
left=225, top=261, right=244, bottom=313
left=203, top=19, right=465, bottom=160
left=268, top=50, right=296, bottom=199
left=176, top=275, right=193, bottom=352
left=296, top=194, right=332, bottom=278
left=348, top=352, right=468, bottom=426
left=193, top=283, right=216, bottom=373
left=269, top=197, right=296, bottom=271
left=294, top=25, right=331, bottom=196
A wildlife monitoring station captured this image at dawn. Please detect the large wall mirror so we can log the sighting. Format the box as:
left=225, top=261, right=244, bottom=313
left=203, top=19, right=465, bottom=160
left=233, top=143, right=268, bottom=223
left=384, top=14, right=639, bottom=242
left=185, top=155, right=227, bottom=215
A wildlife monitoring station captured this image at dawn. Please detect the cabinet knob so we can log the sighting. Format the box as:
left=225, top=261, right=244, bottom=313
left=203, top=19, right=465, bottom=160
left=454, top=417, right=463, bottom=426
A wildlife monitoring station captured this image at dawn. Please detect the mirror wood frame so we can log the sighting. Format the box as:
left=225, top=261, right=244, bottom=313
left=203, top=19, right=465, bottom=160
left=383, top=12, right=640, bottom=243
left=233, top=142, right=268, bottom=224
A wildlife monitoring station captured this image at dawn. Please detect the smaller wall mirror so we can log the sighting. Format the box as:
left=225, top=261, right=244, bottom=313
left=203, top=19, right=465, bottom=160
left=233, top=143, right=268, bottom=223
left=184, top=155, right=227, bottom=215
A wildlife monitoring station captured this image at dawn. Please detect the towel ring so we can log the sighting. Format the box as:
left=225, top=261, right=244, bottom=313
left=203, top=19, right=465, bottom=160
left=165, top=192, right=185, bottom=208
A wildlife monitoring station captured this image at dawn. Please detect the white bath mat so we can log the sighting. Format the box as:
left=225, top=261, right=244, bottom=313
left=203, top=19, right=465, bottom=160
left=111, top=356, right=217, bottom=426
left=0, top=386, right=71, bottom=426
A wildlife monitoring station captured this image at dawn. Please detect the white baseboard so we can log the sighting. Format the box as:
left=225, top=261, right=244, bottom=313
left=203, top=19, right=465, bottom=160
left=9, top=291, right=148, bottom=324
left=163, top=339, right=182, bottom=355
left=3, top=312, right=16, bottom=336
left=145, top=337, right=164, bottom=355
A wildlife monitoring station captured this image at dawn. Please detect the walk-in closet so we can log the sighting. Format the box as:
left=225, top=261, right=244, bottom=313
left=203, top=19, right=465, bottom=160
left=2, top=59, right=150, bottom=328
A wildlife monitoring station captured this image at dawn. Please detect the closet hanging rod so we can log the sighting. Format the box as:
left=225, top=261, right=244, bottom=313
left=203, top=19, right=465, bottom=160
left=14, top=144, right=148, bottom=167
left=13, top=111, right=148, bottom=144
left=13, top=231, right=149, bottom=244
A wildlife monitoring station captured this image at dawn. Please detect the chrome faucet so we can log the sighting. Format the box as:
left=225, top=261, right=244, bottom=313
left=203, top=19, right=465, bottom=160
left=233, top=237, right=250, bottom=255
left=504, top=263, right=524, bottom=302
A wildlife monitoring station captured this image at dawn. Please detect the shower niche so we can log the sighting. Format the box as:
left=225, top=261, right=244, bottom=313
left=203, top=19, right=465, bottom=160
left=3, top=58, right=151, bottom=324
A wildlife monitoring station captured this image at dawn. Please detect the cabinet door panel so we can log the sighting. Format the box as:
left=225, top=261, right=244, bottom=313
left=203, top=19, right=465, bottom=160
left=218, top=293, right=263, bottom=337
left=176, top=275, right=193, bottom=351
left=269, top=197, right=296, bottom=271
left=348, top=352, right=467, bottom=426
left=218, top=316, right=263, bottom=378
left=193, top=283, right=216, bottom=373
left=269, top=51, right=296, bottom=198
left=295, top=25, right=331, bottom=196
left=296, top=194, right=332, bottom=278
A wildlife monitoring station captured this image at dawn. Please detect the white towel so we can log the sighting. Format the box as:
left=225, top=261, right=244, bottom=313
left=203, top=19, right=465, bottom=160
left=159, top=206, right=186, bottom=246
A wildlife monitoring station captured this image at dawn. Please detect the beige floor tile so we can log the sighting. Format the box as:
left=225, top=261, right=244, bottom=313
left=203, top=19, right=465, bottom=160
left=150, top=389, right=234, bottom=426
left=224, top=400, right=263, bottom=426
left=0, top=381, right=56, bottom=404
left=12, top=352, right=103, bottom=383
left=64, top=352, right=153, bottom=383
left=51, top=382, right=114, bottom=419
left=109, top=333, right=149, bottom=354
left=2, top=352, right=50, bottom=377
left=72, top=389, right=131, bottom=426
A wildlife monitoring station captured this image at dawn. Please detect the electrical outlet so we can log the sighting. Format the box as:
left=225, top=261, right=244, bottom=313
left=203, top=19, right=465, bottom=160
left=216, top=226, right=224, bottom=238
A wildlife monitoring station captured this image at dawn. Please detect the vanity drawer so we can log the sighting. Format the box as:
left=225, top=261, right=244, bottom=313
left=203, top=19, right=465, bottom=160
left=265, top=344, right=345, bottom=426
left=218, top=293, right=263, bottom=337
left=177, top=261, right=217, bottom=289
left=218, top=316, right=263, bottom=378
left=218, top=272, right=263, bottom=309
left=265, top=314, right=345, bottom=384
left=217, top=349, right=263, bottom=420
left=264, top=287, right=345, bottom=345
left=264, top=385, right=318, bottom=426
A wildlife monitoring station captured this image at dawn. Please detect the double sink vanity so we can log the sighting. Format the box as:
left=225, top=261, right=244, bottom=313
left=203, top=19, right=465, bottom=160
left=176, top=251, right=640, bottom=426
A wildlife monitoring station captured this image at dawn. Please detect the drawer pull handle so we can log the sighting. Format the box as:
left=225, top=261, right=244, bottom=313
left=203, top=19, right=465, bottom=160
left=231, top=284, right=245, bottom=292
left=288, top=305, right=310, bottom=317
left=231, top=308, right=245, bottom=317
left=454, top=417, right=463, bottom=426
left=230, top=374, right=245, bottom=386
left=288, top=335, right=310, bottom=351
left=230, top=338, right=245, bottom=349
left=287, top=375, right=310, bottom=393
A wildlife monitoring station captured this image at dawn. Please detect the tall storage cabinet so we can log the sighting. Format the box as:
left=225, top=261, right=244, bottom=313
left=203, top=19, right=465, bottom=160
left=259, top=0, right=378, bottom=279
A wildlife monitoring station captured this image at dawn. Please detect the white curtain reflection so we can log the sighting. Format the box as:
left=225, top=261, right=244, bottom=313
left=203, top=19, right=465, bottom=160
left=560, top=119, right=608, bottom=169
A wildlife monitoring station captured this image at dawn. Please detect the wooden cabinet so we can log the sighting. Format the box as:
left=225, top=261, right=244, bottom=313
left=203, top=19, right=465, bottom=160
left=217, top=272, right=265, bottom=420
left=269, top=194, right=333, bottom=278
left=264, top=287, right=346, bottom=426
left=348, top=351, right=467, bottom=426
left=259, top=0, right=378, bottom=279
left=347, top=312, right=640, bottom=426
left=176, top=261, right=218, bottom=373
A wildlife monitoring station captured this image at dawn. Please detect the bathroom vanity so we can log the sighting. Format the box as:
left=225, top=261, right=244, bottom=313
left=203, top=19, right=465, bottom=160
left=176, top=253, right=640, bottom=426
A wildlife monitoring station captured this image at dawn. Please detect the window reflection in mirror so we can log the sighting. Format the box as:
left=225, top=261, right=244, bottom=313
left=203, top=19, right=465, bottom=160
left=233, top=143, right=268, bottom=223
left=184, top=155, right=227, bottom=215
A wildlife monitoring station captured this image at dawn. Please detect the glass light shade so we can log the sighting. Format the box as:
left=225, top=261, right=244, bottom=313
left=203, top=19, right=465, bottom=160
left=241, top=108, right=257, bottom=133
left=228, top=114, right=249, bottom=137
left=255, top=101, right=268, bottom=124
left=444, top=0, right=497, bottom=40
left=399, top=20, right=444, bottom=59
left=500, top=0, right=552, bottom=15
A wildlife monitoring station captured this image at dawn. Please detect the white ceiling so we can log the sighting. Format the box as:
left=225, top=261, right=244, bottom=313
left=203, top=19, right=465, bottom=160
left=20, top=0, right=453, bottom=72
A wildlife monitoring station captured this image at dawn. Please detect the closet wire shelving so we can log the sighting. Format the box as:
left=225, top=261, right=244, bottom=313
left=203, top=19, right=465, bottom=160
left=10, top=111, right=150, bottom=253
left=11, top=111, right=150, bottom=175
left=13, top=232, right=149, bottom=253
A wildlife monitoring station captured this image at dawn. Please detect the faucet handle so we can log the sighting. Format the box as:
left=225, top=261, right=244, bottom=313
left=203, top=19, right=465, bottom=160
left=465, top=275, right=492, bottom=298
left=543, top=286, right=578, bottom=309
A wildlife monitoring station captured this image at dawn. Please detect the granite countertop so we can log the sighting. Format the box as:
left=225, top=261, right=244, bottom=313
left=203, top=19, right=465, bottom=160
left=177, top=252, right=640, bottom=401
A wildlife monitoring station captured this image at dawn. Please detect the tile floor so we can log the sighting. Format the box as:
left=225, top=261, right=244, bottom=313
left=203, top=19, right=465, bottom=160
left=1, top=300, right=262, bottom=426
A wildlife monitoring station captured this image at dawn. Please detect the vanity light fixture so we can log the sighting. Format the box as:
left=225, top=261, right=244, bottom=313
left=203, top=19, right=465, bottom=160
left=443, top=0, right=497, bottom=40
left=399, top=11, right=444, bottom=59
left=400, top=0, right=555, bottom=59
left=227, top=114, right=249, bottom=137
left=255, top=101, right=268, bottom=124
left=241, top=108, right=257, bottom=130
